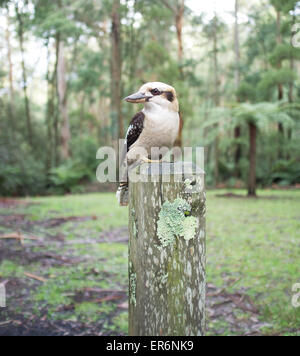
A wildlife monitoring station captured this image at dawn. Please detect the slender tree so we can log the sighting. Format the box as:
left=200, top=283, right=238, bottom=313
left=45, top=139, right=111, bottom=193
left=234, top=0, right=242, bottom=179
left=15, top=2, right=33, bottom=147
left=203, top=14, right=226, bottom=187
left=111, top=0, right=123, bottom=139
left=234, top=0, right=241, bottom=90
left=45, top=37, right=60, bottom=171
left=159, top=0, right=185, bottom=75
left=157, top=0, right=185, bottom=147
left=212, top=14, right=220, bottom=186
left=248, top=121, right=257, bottom=196
left=57, top=39, right=71, bottom=159
left=288, top=14, right=296, bottom=104
left=5, top=8, right=14, bottom=107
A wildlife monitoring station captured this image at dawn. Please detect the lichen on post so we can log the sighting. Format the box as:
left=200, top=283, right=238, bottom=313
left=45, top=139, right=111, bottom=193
left=128, top=162, right=206, bottom=336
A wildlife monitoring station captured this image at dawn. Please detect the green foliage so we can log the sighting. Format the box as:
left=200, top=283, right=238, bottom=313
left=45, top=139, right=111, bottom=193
left=269, top=44, right=300, bottom=67
left=236, top=82, right=256, bottom=103
left=70, top=50, right=108, bottom=95
left=202, top=15, right=227, bottom=40
left=49, top=160, right=92, bottom=194
left=0, top=157, right=47, bottom=196
left=33, top=0, right=83, bottom=40
left=199, top=102, right=300, bottom=187
left=270, top=0, right=298, bottom=12
left=70, top=135, right=99, bottom=172
left=270, top=159, right=300, bottom=185
left=258, top=68, right=296, bottom=101
left=0, top=0, right=300, bottom=197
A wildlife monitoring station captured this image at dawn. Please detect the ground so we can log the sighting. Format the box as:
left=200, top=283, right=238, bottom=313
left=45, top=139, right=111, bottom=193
left=0, top=190, right=299, bottom=336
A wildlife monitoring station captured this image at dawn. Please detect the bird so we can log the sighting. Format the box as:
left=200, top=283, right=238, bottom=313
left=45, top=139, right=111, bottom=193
left=117, top=82, right=180, bottom=206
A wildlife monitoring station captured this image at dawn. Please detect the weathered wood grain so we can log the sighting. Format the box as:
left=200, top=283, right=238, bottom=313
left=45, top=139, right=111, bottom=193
left=128, top=162, right=206, bottom=336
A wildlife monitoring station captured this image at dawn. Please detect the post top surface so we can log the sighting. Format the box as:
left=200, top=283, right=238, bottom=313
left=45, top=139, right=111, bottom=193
left=138, top=161, right=205, bottom=176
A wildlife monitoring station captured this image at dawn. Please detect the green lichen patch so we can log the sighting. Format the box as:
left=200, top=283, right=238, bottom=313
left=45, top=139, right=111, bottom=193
left=131, top=208, right=138, bottom=238
left=157, top=198, right=198, bottom=247
left=184, top=178, right=193, bottom=191
left=129, top=272, right=137, bottom=306
left=129, top=262, right=137, bottom=306
left=182, top=216, right=198, bottom=241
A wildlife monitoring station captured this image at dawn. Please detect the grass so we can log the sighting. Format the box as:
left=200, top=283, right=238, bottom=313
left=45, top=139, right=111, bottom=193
left=206, top=189, right=300, bottom=334
left=0, top=189, right=299, bottom=335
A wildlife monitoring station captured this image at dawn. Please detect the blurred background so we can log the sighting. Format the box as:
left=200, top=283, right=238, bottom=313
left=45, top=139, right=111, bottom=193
left=0, top=0, right=299, bottom=336
left=0, top=0, right=299, bottom=196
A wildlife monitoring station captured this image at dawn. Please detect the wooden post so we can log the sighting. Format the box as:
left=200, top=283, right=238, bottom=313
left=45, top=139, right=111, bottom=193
left=128, top=162, right=206, bottom=336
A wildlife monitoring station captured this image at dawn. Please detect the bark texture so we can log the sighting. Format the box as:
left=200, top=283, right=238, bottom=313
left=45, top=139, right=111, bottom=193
left=234, top=0, right=240, bottom=91
left=248, top=123, right=257, bottom=197
left=234, top=0, right=242, bottom=178
left=111, top=0, right=123, bottom=139
left=160, top=0, right=185, bottom=147
left=129, top=162, right=206, bottom=336
left=16, top=4, right=32, bottom=147
left=57, top=40, right=70, bottom=159
left=5, top=11, right=14, bottom=106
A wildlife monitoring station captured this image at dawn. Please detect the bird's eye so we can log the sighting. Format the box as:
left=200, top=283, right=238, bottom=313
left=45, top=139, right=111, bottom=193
left=151, top=88, right=160, bottom=95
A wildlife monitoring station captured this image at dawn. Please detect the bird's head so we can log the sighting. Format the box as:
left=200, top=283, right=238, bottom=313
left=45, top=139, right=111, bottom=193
left=124, top=82, right=179, bottom=112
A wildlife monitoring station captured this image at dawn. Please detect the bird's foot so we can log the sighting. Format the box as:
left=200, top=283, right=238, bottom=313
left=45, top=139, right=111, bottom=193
left=141, top=157, right=163, bottom=164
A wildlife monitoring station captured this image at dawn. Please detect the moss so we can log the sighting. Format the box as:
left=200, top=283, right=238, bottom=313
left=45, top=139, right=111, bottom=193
left=131, top=208, right=138, bottom=238
left=113, top=312, right=128, bottom=333
left=129, top=272, right=137, bottom=306
left=0, top=261, right=25, bottom=278
left=129, top=262, right=137, bottom=307
left=157, top=198, right=198, bottom=247
left=74, top=302, right=104, bottom=323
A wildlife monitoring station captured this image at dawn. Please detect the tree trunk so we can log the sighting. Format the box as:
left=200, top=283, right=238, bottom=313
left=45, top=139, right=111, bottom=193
left=45, top=39, right=53, bottom=173
left=5, top=10, right=14, bottom=107
left=57, top=40, right=71, bottom=159
left=276, top=10, right=283, bottom=101
left=287, top=17, right=295, bottom=152
left=213, top=16, right=220, bottom=107
left=275, top=9, right=284, bottom=157
left=212, top=15, right=220, bottom=187
left=111, top=0, right=123, bottom=140
left=129, top=162, right=206, bottom=336
left=53, top=36, right=60, bottom=167
left=160, top=0, right=185, bottom=147
left=175, top=0, right=184, bottom=75
left=234, top=0, right=240, bottom=90
left=288, top=15, right=296, bottom=104
left=5, top=8, right=16, bottom=135
left=45, top=37, right=59, bottom=172
left=234, top=0, right=242, bottom=178
left=214, top=136, right=219, bottom=188
left=234, top=126, right=242, bottom=178
left=174, top=1, right=185, bottom=147
left=248, top=122, right=257, bottom=197
left=15, top=4, right=33, bottom=147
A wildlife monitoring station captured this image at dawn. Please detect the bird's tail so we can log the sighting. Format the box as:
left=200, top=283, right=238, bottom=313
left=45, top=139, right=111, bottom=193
left=116, top=183, right=129, bottom=207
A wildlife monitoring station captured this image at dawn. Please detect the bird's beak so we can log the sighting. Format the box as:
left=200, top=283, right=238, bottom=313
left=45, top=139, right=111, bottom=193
left=124, top=92, right=149, bottom=103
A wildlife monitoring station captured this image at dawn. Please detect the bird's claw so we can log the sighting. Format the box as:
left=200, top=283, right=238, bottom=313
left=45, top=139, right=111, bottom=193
left=141, top=157, right=163, bottom=164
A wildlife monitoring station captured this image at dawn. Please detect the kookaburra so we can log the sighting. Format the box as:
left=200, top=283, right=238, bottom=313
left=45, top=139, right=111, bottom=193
left=117, top=82, right=180, bottom=206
